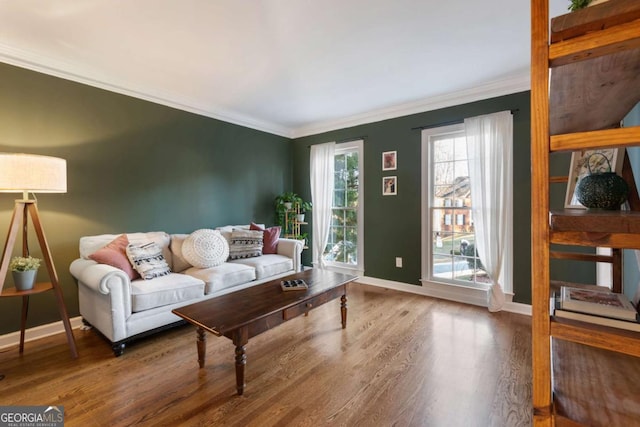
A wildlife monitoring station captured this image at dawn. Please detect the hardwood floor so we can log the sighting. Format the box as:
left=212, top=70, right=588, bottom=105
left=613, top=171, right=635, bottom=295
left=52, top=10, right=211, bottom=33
left=0, top=284, right=532, bottom=426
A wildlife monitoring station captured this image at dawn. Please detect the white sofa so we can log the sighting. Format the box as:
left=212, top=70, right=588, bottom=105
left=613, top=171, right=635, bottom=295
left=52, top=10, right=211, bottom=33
left=69, top=228, right=303, bottom=356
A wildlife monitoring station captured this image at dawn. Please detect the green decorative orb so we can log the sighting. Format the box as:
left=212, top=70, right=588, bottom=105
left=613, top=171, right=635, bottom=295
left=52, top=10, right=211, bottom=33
left=575, top=172, right=629, bottom=210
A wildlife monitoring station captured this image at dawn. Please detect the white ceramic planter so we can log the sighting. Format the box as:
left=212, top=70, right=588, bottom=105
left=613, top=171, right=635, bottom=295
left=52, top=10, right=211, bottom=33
left=13, top=270, right=37, bottom=291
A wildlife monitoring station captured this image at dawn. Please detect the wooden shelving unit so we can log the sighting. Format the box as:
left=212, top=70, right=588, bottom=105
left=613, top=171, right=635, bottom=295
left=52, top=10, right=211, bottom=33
left=531, top=1, right=640, bottom=425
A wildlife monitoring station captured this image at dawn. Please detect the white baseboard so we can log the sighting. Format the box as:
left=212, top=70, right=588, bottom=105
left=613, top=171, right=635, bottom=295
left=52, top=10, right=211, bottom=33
left=0, top=316, right=83, bottom=350
left=356, top=276, right=531, bottom=316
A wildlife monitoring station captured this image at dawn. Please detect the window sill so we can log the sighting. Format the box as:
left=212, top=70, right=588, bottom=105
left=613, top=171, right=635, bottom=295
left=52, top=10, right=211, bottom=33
left=422, top=278, right=491, bottom=292
left=316, top=262, right=363, bottom=277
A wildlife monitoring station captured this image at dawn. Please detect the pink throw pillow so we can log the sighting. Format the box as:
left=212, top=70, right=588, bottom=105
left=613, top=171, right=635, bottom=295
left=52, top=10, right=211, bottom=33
left=89, top=234, right=140, bottom=280
left=250, top=223, right=281, bottom=254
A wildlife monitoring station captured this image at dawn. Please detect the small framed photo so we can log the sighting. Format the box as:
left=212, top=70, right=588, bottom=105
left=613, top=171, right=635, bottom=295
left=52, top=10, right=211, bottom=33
left=382, top=151, right=397, bottom=171
left=383, top=176, right=397, bottom=196
left=565, top=148, right=625, bottom=209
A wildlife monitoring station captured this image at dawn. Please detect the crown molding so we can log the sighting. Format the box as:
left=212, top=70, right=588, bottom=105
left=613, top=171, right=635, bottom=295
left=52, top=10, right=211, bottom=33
left=0, top=43, right=530, bottom=140
left=0, top=43, right=294, bottom=138
left=291, top=73, right=531, bottom=138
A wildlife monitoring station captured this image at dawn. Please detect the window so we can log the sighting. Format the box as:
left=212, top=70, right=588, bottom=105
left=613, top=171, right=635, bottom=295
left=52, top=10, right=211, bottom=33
left=421, top=124, right=487, bottom=287
left=323, top=140, right=364, bottom=272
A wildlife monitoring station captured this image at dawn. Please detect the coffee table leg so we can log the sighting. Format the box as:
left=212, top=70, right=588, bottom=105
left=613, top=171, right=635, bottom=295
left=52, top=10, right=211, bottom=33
left=233, top=327, right=249, bottom=395
left=197, top=327, right=206, bottom=368
left=341, top=293, right=348, bottom=329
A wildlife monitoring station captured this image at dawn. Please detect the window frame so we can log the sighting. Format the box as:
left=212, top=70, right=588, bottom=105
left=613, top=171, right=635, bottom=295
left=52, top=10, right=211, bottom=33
left=421, top=123, right=493, bottom=291
left=322, top=139, right=364, bottom=275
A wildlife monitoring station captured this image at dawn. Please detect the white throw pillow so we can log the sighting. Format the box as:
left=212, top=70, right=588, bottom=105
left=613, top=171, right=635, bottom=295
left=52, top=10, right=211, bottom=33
left=228, top=229, right=263, bottom=260
left=182, top=229, right=229, bottom=268
left=126, top=242, right=171, bottom=280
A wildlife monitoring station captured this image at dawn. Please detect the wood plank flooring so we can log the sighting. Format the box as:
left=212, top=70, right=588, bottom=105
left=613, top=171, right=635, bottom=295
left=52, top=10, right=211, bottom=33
left=0, top=284, right=532, bottom=426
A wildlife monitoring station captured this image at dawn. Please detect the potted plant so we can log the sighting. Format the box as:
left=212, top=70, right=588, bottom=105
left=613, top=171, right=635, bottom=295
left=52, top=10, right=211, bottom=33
left=275, top=192, right=299, bottom=211
left=9, top=255, right=41, bottom=291
left=296, top=200, right=312, bottom=223
left=296, top=232, right=309, bottom=247
left=569, top=0, right=608, bottom=11
left=275, top=192, right=303, bottom=230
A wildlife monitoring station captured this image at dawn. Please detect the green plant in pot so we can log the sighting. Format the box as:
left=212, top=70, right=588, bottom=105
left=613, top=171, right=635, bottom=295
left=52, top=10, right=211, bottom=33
left=10, top=255, right=41, bottom=291
left=569, top=0, right=608, bottom=11
left=296, top=200, right=312, bottom=222
left=296, top=232, right=309, bottom=247
left=275, top=191, right=299, bottom=210
left=274, top=192, right=302, bottom=232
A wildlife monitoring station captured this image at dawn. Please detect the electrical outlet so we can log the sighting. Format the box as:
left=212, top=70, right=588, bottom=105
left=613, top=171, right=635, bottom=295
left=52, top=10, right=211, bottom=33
left=396, top=257, right=403, bottom=268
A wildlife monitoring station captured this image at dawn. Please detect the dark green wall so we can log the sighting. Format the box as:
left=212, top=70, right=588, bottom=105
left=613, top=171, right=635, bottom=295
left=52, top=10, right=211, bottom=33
left=0, top=60, right=602, bottom=336
left=0, top=62, right=291, bottom=334
left=293, top=92, right=535, bottom=303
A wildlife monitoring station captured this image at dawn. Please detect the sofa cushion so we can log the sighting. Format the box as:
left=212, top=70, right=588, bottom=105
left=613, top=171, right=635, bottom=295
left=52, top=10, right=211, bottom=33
left=230, top=254, right=293, bottom=279
left=184, top=263, right=256, bottom=294
left=182, top=229, right=229, bottom=268
left=169, top=234, right=192, bottom=273
left=250, top=223, right=281, bottom=254
left=130, top=273, right=205, bottom=312
left=80, top=232, right=173, bottom=268
left=228, top=230, right=263, bottom=260
left=126, top=242, right=172, bottom=280
left=88, top=234, right=140, bottom=280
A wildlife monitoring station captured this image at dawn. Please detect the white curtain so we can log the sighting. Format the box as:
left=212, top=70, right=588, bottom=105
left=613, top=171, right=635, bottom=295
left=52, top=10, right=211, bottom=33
left=465, top=111, right=513, bottom=312
left=310, top=142, right=335, bottom=269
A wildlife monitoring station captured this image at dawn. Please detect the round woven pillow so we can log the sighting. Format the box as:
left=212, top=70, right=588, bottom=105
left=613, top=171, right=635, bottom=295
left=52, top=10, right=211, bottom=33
left=182, top=229, right=229, bottom=268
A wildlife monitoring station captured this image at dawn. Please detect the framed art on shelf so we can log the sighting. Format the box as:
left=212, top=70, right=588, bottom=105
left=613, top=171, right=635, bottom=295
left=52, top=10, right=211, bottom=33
left=564, top=148, right=625, bottom=209
left=382, top=151, right=397, bottom=171
left=383, top=176, right=397, bottom=196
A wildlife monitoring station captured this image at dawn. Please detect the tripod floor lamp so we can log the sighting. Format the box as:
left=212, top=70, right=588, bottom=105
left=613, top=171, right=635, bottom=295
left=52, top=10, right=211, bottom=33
left=0, top=153, right=77, bottom=358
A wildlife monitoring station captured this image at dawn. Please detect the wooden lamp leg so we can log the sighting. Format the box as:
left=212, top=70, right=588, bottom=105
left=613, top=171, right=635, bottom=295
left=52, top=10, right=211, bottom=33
left=0, top=202, right=25, bottom=295
left=19, top=295, right=28, bottom=353
left=28, top=203, right=78, bottom=358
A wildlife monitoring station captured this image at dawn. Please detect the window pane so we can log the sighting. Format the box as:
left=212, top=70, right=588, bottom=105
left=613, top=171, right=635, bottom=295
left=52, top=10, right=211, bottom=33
left=344, top=209, right=357, bottom=227
left=454, top=137, right=467, bottom=160
left=454, top=160, right=468, bottom=181
left=433, top=139, right=454, bottom=162
left=331, top=210, right=344, bottom=226
left=434, top=162, right=454, bottom=185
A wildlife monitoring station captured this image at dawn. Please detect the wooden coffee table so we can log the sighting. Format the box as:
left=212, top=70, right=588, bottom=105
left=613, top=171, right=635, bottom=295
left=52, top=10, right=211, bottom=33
left=172, top=269, right=357, bottom=395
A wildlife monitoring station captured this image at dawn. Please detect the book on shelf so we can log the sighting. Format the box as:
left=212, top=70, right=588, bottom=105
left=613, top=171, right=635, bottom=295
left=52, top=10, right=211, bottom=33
left=551, top=292, right=640, bottom=332
left=553, top=304, right=640, bottom=332
left=558, top=286, right=639, bottom=321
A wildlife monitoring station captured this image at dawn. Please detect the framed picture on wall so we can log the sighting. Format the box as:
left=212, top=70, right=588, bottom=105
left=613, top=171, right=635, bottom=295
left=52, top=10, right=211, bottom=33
left=382, top=151, right=397, bottom=171
left=383, top=176, right=397, bottom=196
left=565, top=148, right=625, bottom=209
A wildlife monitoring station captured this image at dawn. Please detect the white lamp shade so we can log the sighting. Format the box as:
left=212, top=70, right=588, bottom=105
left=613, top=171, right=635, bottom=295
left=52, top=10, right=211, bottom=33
left=0, top=153, right=67, bottom=193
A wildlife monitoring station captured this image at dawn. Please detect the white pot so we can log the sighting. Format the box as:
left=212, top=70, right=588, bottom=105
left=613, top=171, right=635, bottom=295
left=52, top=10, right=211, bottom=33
left=12, top=270, right=37, bottom=291
left=284, top=202, right=293, bottom=210
left=296, top=214, right=305, bottom=222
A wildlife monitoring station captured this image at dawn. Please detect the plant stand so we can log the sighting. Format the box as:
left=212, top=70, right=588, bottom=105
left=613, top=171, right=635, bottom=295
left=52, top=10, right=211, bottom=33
left=284, top=202, right=308, bottom=246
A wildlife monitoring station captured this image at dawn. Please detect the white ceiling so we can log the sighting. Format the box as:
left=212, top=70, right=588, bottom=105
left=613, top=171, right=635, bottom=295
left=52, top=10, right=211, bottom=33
left=0, top=0, right=567, bottom=138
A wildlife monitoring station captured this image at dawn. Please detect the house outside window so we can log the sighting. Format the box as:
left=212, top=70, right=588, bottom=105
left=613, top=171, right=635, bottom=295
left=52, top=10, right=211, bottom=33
left=322, top=140, right=364, bottom=273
